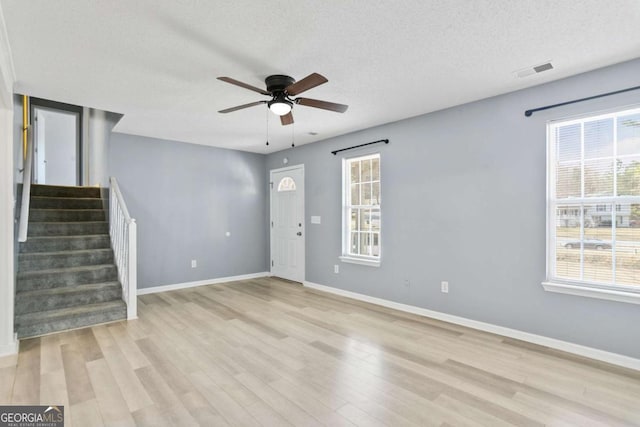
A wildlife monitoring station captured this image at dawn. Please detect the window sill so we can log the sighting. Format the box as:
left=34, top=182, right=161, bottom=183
left=339, top=256, right=380, bottom=267
left=542, top=281, right=640, bottom=305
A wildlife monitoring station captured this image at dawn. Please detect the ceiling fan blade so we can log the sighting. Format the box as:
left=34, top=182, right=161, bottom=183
left=296, top=97, right=348, bottom=113
left=285, top=73, right=328, bottom=96
left=218, top=101, right=266, bottom=113
left=217, top=77, right=270, bottom=95
left=280, top=112, right=294, bottom=126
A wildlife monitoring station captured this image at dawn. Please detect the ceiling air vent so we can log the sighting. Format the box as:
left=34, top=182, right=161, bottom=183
left=515, top=61, right=554, bottom=78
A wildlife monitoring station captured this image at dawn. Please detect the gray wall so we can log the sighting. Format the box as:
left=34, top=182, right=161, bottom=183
left=266, top=58, right=640, bottom=359
left=86, top=109, right=122, bottom=187
left=109, top=133, right=268, bottom=289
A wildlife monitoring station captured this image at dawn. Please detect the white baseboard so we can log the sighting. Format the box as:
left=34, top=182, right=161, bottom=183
left=0, top=333, right=19, bottom=357
left=303, top=281, right=640, bottom=372
left=137, top=272, right=270, bottom=295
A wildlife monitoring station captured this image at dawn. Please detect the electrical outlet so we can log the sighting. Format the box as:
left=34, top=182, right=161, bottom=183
left=334, top=264, right=339, bottom=274
left=191, top=259, right=197, bottom=268
left=441, top=281, right=449, bottom=293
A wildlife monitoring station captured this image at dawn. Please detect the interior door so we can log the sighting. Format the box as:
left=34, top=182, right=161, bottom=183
left=270, top=165, right=305, bottom=282
left=31, top=100, right=81, bottom=186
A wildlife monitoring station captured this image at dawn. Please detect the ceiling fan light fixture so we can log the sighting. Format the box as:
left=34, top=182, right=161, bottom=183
left=268, top=95, right=292, bottom=116
left=269, top=101, right=291, bottom=116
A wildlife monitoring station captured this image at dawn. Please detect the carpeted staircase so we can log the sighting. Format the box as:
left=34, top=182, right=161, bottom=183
left=15, top=184, right=127, bottom=338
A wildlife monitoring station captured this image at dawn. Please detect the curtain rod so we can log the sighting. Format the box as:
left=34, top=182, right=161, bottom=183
left=331, top=139, right=389, bottom=155
left=524, top=85, right=640, bottom=117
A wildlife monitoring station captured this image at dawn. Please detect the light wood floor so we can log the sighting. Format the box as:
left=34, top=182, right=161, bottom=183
left=1, top=277, right=640, bottom=426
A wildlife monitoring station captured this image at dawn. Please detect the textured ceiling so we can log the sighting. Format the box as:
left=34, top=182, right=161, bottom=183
left=2, top=0, right=640, bottom=153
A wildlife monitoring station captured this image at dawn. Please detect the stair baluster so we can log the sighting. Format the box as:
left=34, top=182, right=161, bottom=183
left=109, top=177, right=137, bottom=320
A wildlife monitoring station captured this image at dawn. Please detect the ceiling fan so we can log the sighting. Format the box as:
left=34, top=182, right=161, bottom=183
left=217, top=73, right=348, bottom=126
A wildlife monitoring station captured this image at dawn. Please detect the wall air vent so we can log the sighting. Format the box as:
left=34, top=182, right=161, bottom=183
left=515, top=61, right=554, bottom=78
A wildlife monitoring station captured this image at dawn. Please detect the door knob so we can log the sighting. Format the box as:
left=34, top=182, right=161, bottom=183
left=297, top=232, right=302, bottom=236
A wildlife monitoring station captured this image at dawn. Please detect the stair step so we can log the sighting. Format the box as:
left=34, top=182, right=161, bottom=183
left=27, top=221, right=108, bottom=237
left=15, top=282, right=122, bottom=315
left=31, top=184, right=101, bottom=199
left=15, top=300, right=127, bottom=338
left=30, top=196, right=105, bottom=210
left=16, top=184, right=125, bottom=338
left=29, top=209, right=105, bottom=222
left=20, top=235, right=111, bottom=253
left=17, top=264, right=118, bottom=291
left=18, top=248, right=114, bottom=271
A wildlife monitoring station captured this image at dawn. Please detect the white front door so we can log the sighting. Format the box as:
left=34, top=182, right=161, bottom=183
left=270, top=165, right=305, bottom=282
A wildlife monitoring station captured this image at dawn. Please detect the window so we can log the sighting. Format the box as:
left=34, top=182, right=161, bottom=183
left=341, top=153, right=381, bottom=266
left=545, top=107, right=640, bottom=304
left=277, top=176, right=296, bottom=192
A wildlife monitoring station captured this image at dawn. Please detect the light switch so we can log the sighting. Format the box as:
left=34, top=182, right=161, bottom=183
left=311, top=216, right=321, bottom=224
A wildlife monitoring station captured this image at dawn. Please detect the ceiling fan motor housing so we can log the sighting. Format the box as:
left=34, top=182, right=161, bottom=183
left=265, top=75, right=295, bottom=94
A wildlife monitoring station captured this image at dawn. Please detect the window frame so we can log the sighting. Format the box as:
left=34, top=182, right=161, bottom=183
left=543, top=106, right=640, bottom=305
left=340, top=152, right=381, bottom=267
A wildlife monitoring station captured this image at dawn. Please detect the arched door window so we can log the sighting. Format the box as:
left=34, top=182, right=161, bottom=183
left=277, top=176, right=296, bottom=192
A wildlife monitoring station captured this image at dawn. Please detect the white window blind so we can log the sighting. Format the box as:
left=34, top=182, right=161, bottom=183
left=547, top=107, right=640, bottom=294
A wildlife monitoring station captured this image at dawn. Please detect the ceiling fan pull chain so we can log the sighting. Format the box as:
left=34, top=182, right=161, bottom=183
left=291, top=121, right=295, bottom=148
left=265, top=105, right=270, bottom=146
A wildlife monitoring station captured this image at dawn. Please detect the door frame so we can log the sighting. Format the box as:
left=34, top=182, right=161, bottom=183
left=269, top=164, right=305, bottom=282
left=30, top=97, right=83, bottom=186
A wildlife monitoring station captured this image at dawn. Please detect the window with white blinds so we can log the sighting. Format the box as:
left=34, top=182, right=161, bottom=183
left=547, top=107, right=640, bottom=297
left=341, top=153, right=381, bottom=266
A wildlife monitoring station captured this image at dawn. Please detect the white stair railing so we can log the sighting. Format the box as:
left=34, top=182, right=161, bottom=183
left=18, top=125, right=34, bottom=242
left=109, top=177, right=137, bottom=320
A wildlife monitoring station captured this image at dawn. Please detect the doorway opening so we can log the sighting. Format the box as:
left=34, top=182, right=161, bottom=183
left=30, top=98, right=82, bottom=186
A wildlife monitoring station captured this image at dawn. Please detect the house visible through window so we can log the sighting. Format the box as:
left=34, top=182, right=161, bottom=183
left=546, top=106, right=640, bottom=301
left=341, top=153, right=381, bottom=266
